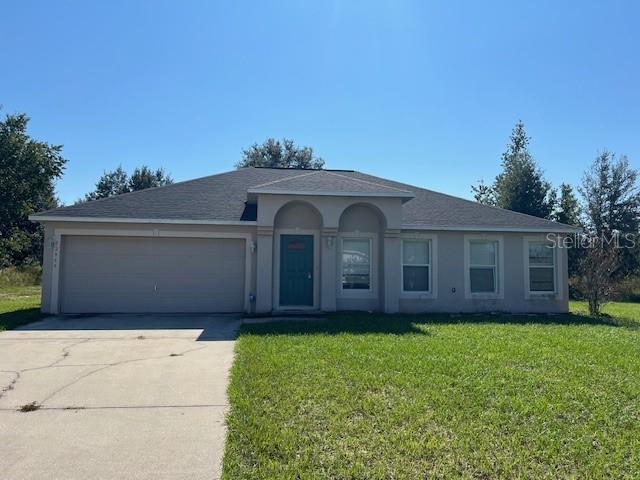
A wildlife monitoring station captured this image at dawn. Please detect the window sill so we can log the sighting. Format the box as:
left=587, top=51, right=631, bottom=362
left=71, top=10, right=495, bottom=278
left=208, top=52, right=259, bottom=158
left=466, top=293, right=502, bottom=300
left=401, top=291, right=436, bottom=300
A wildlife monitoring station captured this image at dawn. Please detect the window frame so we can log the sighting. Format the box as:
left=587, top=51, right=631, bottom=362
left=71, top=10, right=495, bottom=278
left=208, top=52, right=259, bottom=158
left=400, top=233, right=437, bottom=299
left=339, top=235, right=374, bottom=294
left=464, top=234, right=504, bottom=299
left=524, top=237, right=559, bottom=298
left=401, top=239, right=431, bottom=295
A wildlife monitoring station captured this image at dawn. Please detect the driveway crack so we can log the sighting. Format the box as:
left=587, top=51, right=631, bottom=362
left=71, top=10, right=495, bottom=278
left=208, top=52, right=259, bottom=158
left=39, top=345, right=208, bottom=405
left=0, top=370, right=20, bottom=399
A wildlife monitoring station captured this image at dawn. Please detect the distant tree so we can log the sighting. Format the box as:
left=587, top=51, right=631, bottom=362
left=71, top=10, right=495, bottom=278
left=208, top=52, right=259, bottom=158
left=0, top=111, right=67, bottom=267
left=129, top=166, right=173, bottom=192
left=579, top=151, right=640, bottom=236
left=471, top=121, right=555, bottom=217
left=551, top=183, right=582, bottom=277
left=492, top=121, right=555, bottom=218
left=471, top=179, right=495, bottom=205
left=236, top=138, right=324, bottom=169
left=576, top=151, right=640, bottom=313
left=553, top=183, right=581, bottom=226
left=84, top=166, right=129, bottom=201
left=84, top=165, right=173, bottom=201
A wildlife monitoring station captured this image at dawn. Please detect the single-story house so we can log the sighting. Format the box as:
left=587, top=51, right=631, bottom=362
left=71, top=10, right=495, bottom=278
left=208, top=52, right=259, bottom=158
left=30, top=167, right=580, bottom=315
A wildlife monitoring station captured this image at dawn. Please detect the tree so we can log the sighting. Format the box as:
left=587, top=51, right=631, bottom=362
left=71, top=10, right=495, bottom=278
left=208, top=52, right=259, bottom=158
left=471, top=179, right=495, bottom=205
left=579, top=151, right=640, bottom=236
left=492, top=121, right=555, bottom=218
left=575, top=241, right=618, bottom=315
left=236, top=138, right=324, bottom=169
left=553, top=183, right=580, bottom=226
left=576, top=151, right=640, bottom=313
left=84, top=166, right=173, bottom=201
left=552, top=183, right=582, bottom=276
left=0, top=112, right=67, bottom=266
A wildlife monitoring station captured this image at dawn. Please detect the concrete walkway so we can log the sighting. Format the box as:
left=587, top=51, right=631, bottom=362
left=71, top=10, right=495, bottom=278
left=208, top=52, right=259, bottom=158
left=0, top=314, right=241, bottom=480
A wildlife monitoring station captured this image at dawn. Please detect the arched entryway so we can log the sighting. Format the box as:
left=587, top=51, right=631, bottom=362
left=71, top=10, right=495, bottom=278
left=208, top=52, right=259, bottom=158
left=337, top=203, right=387, bottom=311
left=273, top=201, right=323, bottom=309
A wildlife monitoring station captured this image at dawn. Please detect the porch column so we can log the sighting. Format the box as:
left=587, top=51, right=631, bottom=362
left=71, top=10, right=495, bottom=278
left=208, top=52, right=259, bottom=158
left=256, top=226, right=274, bottom=313
left=383, top=229, right=401, bottom=313
left=320, top=227, right=338, bottom=311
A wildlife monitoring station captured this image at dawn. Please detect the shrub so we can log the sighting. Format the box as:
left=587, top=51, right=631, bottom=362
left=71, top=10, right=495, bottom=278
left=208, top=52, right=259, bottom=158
left=0, top=266, right=42, bottom=288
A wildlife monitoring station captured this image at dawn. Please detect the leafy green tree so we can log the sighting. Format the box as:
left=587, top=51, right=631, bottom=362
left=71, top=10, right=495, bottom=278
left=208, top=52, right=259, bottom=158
left=0, top=112, right=67, bottom=266
left=237, top=138, right=324, bottom=169
left=129, top=166, right=173, bottom=191
left=84, top=165, right=173, bottom=201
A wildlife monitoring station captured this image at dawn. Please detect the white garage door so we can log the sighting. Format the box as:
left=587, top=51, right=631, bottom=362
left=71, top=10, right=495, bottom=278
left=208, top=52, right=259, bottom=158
left=60, top=236, right=246, bottom=313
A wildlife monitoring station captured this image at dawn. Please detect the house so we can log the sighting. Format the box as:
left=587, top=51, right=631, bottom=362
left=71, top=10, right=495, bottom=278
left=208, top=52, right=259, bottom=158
left=30, top=167, right=580, bottom=315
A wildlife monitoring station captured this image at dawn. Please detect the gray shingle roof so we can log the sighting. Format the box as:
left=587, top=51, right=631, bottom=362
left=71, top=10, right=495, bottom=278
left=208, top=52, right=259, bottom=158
left=248, top=170, right=414, bottom=197
left=32, top=167, right=579, bottom=231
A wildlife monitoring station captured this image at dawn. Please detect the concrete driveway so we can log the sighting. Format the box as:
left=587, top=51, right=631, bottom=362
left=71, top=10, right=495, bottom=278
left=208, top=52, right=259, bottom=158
left=0, top=314, right=241, bottom=480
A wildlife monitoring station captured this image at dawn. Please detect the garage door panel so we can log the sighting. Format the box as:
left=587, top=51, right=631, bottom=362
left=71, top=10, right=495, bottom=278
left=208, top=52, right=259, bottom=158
left=60, top=236, right=246, bottom=313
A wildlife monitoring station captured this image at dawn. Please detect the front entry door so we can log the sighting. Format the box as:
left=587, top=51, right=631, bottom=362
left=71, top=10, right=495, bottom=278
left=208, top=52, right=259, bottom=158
left=279, top=235, right=314, bottom=307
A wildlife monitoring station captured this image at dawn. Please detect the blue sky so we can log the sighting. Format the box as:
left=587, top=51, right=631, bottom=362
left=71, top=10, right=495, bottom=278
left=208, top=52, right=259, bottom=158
left=2, top=0, right=638, bottom=204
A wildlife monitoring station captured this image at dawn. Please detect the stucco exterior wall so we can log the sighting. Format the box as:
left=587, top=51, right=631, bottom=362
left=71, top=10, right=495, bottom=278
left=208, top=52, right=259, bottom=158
left=37, top=205, right=570, bottom=315
left=399, top=231, right=568, bottom=313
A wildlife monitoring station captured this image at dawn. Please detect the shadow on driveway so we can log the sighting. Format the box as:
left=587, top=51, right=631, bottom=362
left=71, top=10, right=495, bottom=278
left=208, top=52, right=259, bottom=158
left=14, top=314, right=241, bottom=341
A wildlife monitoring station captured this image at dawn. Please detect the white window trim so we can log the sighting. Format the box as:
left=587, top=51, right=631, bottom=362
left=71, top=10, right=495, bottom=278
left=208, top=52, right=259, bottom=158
left=464, top=234, right=504, bottom=299
left=337, top=233, right=377, bottom=299
left=273, top=228, right=320, bottom=310
left=400, top=234, right=438, bottom=299
left=523, top=236, right=562, bottom=300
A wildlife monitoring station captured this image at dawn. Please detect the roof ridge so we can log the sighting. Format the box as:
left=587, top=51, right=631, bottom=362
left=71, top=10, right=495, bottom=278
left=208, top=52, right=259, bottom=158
left=325, top=170, right=413, bottom=193
left=249, top=170, right=321, bottom=189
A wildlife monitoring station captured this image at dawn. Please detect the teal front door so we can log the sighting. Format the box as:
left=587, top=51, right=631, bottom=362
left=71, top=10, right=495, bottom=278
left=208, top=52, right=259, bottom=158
left=279, top=235, right=314, bottom=307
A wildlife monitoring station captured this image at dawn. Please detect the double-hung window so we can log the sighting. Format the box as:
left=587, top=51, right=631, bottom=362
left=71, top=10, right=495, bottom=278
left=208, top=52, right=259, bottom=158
left=527, top=241, right=556, bottom=293
left=341, top=238, right=371, bottom=290
left=402, top=240, right=430, bottom=292
left=469, top=240, right=498, bottom=294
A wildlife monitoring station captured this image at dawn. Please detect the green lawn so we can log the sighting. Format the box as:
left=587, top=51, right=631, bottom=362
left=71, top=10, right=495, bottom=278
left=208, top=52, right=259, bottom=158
left=0, top=285, right=44, bottom=331
left=224, top=306, right=640, bottom=479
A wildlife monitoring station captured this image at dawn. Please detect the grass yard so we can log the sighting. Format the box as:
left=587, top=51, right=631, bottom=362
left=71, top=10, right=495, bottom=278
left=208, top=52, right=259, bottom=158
left=224, top=307, right=640, bottom=479
left=0, top=285, right=44, bottom=331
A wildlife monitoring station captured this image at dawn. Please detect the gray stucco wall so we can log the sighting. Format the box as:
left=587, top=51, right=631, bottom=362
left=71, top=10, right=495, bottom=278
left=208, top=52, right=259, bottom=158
left=399, top=231, right=568, bottom=313
left=37, top=211, right=569, bottom=315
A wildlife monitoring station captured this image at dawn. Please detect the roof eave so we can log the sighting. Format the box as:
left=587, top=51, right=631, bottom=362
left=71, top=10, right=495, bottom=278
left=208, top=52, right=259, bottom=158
left=401, top=224, right=582, bottom=233
left=29, top=215, right=257, bottom=226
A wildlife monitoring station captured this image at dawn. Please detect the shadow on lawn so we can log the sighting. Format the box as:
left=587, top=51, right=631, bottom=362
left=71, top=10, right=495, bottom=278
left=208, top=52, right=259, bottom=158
left=241, top=311, right=638, bottom=336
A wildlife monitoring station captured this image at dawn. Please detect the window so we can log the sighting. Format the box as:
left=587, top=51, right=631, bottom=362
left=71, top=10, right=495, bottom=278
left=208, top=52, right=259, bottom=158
left=528, top=241, right=555, bottom=293
left=469, top=240, right=498, bottom=293
left=402, top=240, right=430, bottom=292
left=341, top=238, right=371, bottom=290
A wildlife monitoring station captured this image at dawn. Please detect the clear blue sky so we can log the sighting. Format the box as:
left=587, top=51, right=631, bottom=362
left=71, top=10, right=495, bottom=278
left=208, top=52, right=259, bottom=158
left=2, top=0, right=638, bottom=204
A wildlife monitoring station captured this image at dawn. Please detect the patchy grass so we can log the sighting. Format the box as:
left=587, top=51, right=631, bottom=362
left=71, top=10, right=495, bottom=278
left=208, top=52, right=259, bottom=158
left=0, top=285, right=44, bottom=331
left=571, top=300, right=640, bottom=323
left=223, top=309, right=640, bottom=479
